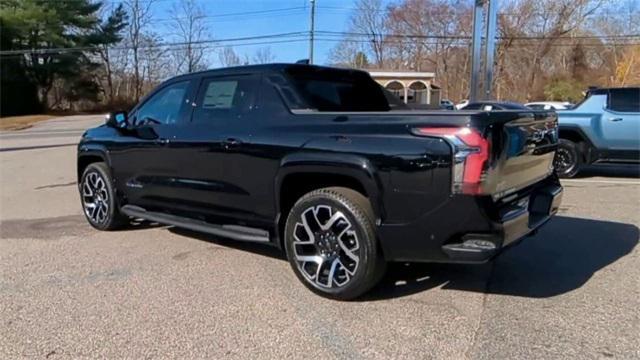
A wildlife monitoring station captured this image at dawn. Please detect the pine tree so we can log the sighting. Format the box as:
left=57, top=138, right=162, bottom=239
left=0, top=0, right=126, bottom=112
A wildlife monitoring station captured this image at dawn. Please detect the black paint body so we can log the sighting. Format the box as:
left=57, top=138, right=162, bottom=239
left=78, top=64, right=563, bottom=263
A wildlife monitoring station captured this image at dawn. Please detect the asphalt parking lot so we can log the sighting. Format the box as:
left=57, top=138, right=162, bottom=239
left=1, top=116, right=639, bottom=359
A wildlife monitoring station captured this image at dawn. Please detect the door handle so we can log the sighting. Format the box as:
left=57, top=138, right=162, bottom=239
left=222, top=138, right=241, bottom=150
left=608, top=117, right=623, bottom=122
left=155, top=138, right=170, bottom=145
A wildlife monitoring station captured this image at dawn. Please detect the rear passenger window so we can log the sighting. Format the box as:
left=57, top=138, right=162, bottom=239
left=608, top=88, right=640, bottom=112
left=202, top=81, right=238, bottom=109
left=193, top=75, right=257, bottom=123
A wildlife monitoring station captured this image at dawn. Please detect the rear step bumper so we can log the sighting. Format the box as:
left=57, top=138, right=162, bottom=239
left=441, top=184, right=563, bottom=263
left=120, top=205, right=270, bottom=243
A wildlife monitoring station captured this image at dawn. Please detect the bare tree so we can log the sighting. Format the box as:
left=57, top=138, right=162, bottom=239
left=169, top=0, right=210, bottom=74
left=252, top=47, right=276, bottom=64
left=95, top=3, right=128, bottom=105
left=330, top=0, right=388, bottom=67
left=125, top=0, right=155, bottom=102
left=140, top=34, right=172, bottom=91
left=328, top=39, right=364, bottom=67
left=354, top=0, right=388, bottom=67
left=218, top=46, right=241, bottom=67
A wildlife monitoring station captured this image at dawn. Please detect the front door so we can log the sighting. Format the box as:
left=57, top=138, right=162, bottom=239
left=602, top=88, right=640, bottom=157
left=109, top=79, right=197, bottom=211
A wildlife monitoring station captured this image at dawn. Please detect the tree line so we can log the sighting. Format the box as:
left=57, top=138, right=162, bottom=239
left=0, top=0, right=274, bottom=116
left=1, top=0, right=638, bottom=116
left=329, top=0, right=640, bottom=103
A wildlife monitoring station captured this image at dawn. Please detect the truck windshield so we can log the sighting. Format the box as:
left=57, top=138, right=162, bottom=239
left=284, top=67, right=391, bottom=112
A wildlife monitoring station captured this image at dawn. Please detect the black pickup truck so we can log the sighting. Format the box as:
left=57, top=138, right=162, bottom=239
left=78, top=64, right=563, bottom=299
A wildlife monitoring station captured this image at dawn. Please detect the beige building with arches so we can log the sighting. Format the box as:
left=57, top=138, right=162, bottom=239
left=368, top=71, right=441, bottom=107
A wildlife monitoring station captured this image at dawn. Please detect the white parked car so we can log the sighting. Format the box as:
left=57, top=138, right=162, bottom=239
left=525, top=101, right=573, bottom=110
left=455, top=99, right=469, bottom=110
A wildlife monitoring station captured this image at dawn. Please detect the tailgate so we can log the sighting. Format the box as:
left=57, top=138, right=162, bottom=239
left=479, top=111, right=558, bottom=198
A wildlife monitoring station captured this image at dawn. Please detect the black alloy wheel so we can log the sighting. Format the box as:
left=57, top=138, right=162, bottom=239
left=79, top=162, right=126, bottom=230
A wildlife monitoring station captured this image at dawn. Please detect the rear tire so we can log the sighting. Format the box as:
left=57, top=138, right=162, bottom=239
left=554, top=139, right=582, bottom=178
left=79, top=162, right=127, bottom=230
left=284, top=187, right=385, bottom=300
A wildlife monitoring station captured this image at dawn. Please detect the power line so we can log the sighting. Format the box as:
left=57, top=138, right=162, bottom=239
left=0, top=38, right=310, bottom=59
left=0, top=31, right=308, bottom=56
left=315, top=37, right=640, bottom=48
left=3, top=29, right=638, bottom=57
left=316, top=4, right=638, bottom=18
left=2, top=6, right=307, bottom=28
left=317, top=30, right=640, bottom=41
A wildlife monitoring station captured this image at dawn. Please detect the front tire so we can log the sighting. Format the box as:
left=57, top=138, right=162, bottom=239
left=79, top=162, right=127, bottom=230
left=554, top=139, right=582, bottom=178
left=284, top=187, right=385, bottom=300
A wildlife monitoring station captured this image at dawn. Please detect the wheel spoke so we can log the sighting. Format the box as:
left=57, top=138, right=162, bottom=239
left=88, top=173, right=98, bottom=188
left=295, top=254, right=323, bottom=264
left=295, top=217, right=314, bottom=244
left=321, top=210, right=348, bottom=233
left=302, top=207, right=322, bottom=233
left=82, top=182, right=93, bottom=197
left=89, top=203, right=99, bottom=221
left=326, top=258, right=340, bottom=287
left=338, top=230, right=360, bottom=264
left=98, top=202, right=108, bottom=222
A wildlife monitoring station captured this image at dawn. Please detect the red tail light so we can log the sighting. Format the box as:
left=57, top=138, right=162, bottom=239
left=413, top=127, right=490, bottom=194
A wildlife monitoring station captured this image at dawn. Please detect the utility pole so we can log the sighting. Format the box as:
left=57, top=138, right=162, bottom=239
left=469, top=0, right=499, bottom=102
left=469, top=0, right=484, bottom=102
left=483, top=0, right=498, bottom=99
left=309, top=0, right=316, bottom=64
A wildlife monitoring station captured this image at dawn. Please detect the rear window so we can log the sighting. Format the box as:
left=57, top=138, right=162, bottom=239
left=283, top=67, right=390, bottom=112
left=608, top=88, right=640, bottom=112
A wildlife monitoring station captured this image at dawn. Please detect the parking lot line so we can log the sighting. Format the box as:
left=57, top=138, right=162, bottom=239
left=561, top=179, right=640, bottom=185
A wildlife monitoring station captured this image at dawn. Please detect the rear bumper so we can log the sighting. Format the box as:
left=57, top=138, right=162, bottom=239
left=377, top=176, right=563, bottom=263
left=441, top=183, right=562, bottom=262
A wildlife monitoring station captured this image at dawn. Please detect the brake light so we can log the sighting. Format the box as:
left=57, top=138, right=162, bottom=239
left=413, top=127, right=490, bottom=194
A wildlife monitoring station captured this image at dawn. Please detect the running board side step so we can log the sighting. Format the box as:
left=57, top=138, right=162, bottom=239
left=120, top=205, right=270, bottom=243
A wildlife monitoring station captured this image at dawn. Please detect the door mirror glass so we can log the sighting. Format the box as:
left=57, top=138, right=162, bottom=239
left=106, top=111, right=129, bottom=128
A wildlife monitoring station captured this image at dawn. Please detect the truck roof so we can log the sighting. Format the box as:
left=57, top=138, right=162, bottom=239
left=587, top=87, right=640, bottom=95
left=170, top=63, right=368, bottom=82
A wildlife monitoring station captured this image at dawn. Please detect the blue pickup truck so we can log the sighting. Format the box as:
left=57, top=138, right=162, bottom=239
left=555, top=87, right=640, bottom=177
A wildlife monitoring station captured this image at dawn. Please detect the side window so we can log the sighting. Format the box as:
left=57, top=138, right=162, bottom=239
left=136, top=81, right=190, bottom=125
left=193, top=75, right=256, bottom=124
left=608, top=88, right=640, bottom=113
left=202, top=80, right=237, bottom=109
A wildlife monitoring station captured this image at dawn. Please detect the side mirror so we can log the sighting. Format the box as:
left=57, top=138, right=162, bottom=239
left=105, top=111, right=129, bottom=129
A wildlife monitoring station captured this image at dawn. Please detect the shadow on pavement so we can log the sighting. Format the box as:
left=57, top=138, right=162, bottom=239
left=576, top=164, right=639, bottom=179
left=162, top=216, right=637, bottom=301
left=363, top=216, right=638, bottom=300
left=169, top=227, right=287, bottom=261
left=479, top=216, right=638, bottom=298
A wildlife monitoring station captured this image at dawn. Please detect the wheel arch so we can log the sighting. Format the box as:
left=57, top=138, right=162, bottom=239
left=274, top=153, right=385, bottom=247
left=558, top=125, right=596, bottom=163
left=77, top=146, right=110, bottom=182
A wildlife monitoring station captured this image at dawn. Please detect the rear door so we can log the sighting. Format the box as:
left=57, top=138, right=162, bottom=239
left=164, top=74, right=270, bottom=224
left=602, top=88, right=640, bottom=156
